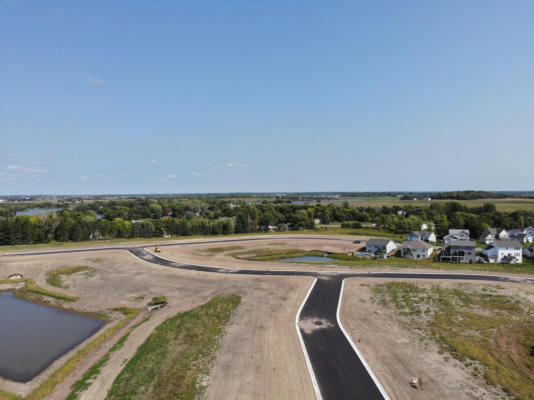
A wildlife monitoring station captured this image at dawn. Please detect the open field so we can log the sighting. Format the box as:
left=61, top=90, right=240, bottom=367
left=0, top=247, right=315, bottom=399
left=340, top=278, right=534, bottom=400
left=340, top=197, right=534, bottom=212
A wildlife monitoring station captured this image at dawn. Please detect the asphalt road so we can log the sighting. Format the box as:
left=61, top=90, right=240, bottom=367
left=5, top=238, right=534, bottom=400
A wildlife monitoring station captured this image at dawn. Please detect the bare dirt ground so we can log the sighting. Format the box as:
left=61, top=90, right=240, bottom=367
left=0, top=249, right=315, bottom=400
left=340, top=278, right=534, bottom=400
left=157, top=237, right=364, bottom=272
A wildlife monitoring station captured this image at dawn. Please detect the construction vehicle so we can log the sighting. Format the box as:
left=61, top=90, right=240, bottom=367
left=154, top=245, right=161, bottom=253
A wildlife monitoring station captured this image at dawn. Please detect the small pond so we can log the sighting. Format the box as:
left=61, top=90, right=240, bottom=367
left=0, top=291, right=104, bottom=382
left=279, top=256, right=335, bottom=262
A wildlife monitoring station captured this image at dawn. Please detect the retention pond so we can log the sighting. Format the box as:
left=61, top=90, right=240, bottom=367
left=0, top=291, right=104, bottom=382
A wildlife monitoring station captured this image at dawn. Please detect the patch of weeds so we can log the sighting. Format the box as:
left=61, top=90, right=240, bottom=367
left=201, top=246, right=244, bottom=255
left=46, top=266, right=95, bottom=289
left=148, top=296, right=167, bottom=306
left=13, top=279, right=78, bottom=302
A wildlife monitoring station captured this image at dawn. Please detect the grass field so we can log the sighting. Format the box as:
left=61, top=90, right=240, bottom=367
left=106, top=295, right=241, bottom=400
left=372, top=282, right=534, bottom=399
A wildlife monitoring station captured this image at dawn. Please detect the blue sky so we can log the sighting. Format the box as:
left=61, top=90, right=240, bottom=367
left=1, top=1, right=533, bottom=194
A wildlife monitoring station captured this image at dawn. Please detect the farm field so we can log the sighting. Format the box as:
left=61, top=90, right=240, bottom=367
left=338, top=197, right=534, bottom=212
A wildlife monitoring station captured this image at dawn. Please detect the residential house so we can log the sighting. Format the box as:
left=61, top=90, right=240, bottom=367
left=443, top=229, right=470, bottom=245
left=507, top=229, right=524, bottom=238
left=407, top=231, right=437, bottom=243
left=479, top=228, right=509, bottom=244
left=525, top=227, right=534, bottom=236
left=400, top=240, right=434, bottom=259
left=366, top=239, right=397, bottom=257
left=420, top=222, right=435, bottom=231
left=515, top=233, right=533, bottom=244
left=483, top=240, right=522, bottom=264
left=440, top=239, right=477, bottom=263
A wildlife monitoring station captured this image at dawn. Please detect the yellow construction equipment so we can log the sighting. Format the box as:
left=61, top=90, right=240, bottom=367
left=154, top=245, right=161, bottom=253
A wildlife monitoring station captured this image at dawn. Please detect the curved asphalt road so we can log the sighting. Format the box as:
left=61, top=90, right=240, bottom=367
left=6, top=237, right=534, bottom=400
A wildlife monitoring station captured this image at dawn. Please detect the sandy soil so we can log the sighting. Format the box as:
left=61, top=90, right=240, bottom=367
left=0, top=248, right=315, bottom=400
left=340, top=278, right=534, bottom=400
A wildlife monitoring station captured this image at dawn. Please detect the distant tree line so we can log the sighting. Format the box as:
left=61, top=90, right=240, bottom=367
left=1, top=198, right=534, bottom=245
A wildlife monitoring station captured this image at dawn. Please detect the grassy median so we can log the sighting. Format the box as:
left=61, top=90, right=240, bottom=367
left=106, top=295, right=241, bottom=400
left=372, top=282, right=534, bottom=399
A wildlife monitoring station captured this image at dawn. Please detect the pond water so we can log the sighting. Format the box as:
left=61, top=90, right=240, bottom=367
left=279, top=256, right=335, bottom=262
left=15, top=208, right=62, bottom=216
left=0, top=291, right=104, bottom=382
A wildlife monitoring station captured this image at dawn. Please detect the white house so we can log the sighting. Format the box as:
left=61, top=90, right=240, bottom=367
left=479, top=228, right=508, bottom=244
left=523, top=245, right=534, bottom=259
left=525, top=227, right=534, bottom=236
left=420, top=222, right=435, bottom=231
left=407, top=231, right=436, bottom=243
left=443, top=229, right=470, bottom=245
left=366, top=238, right=397, bottom=257
left=400, top=240, right=434, bottom=259
left=483, top=240, right=522, bottom=264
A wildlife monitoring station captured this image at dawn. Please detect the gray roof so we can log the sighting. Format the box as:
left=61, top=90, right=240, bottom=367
left=448, top=239, right=476, bottom=248
left=367, top=238, right=394, bottom=247
left=508, top=229, right=523, bottom=236
left=449, top=229, right=469, bottom=235
left=491, top=240, right=521, bottom=248
left=401, top=240, right=433, bottom=250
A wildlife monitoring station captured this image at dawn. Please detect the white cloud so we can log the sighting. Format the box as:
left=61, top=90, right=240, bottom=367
left=0, top=176, right=16, bottom=183
left=192, top=162, right=247, bottom=177
left=96, top=173, right=109, bottom=181
left=443, top=131, right=449, bottom=136
left=5, top=164, right=48, bottom=174
left=80, top=175, right=88, bottom=181
left=6, top=153, right=16, bottom=157
left=168, top=174, right=176, bottom=179
left=226, top=162, right=247, bottom=168
left=150, top=160, right=158, bottom=164
left=88, top=77, right=106, bottom=86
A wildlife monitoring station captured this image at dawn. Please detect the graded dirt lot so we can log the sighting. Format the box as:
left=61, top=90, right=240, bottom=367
left=156, top=236, right=362, bottom=271
left=340, top=278, right=534, bottom=400
left=0, top=249, right=315, bottom=400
